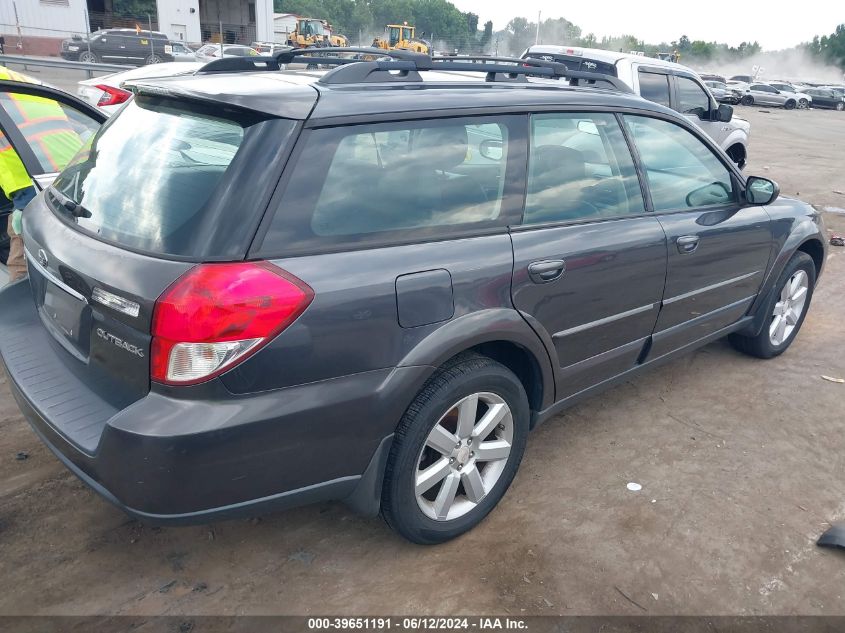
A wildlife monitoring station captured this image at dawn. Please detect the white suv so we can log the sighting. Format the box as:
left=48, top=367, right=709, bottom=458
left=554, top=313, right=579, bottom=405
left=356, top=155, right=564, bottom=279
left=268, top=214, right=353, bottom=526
left=522, top=46, right=751, bottom=168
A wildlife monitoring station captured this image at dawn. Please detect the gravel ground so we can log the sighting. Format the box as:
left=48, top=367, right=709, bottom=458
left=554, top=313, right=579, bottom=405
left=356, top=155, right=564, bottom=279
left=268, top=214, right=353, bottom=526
left=0, top=105, right=843, bottom=617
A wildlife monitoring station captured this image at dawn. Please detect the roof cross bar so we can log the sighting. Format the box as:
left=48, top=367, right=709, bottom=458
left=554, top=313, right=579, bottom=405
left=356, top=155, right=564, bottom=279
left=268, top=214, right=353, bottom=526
left=198, top=47, right=633, bottom=92
left=275, top=46, right=427, bottom=65
left=197, top=56, right=282, bottom=73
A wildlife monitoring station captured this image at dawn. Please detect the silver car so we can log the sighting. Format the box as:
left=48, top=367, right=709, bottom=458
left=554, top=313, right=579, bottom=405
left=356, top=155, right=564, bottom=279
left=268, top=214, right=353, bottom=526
left=167, top=40, right=198, bottom=62
left=194, top=44, right=259, bottom=63
left=705, top=80, right=741, bottom=104
left=768, top=82, right=812, bottom=109
left=741, top=83, right=798, bottom=109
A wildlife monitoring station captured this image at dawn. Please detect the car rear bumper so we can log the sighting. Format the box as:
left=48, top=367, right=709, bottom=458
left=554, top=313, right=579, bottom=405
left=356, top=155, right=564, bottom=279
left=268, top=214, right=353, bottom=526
left=0, top=280, right=423, bottom=523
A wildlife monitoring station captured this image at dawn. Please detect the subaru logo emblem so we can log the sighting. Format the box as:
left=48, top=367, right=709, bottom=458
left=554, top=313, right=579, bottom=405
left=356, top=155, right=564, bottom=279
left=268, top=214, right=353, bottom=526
left=38, top=249, right=48, bottom=268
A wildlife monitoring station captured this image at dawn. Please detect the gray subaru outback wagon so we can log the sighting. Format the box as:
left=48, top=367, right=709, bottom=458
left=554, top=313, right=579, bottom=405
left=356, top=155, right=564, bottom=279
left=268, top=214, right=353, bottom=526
left=0, top=50, right=827, bottom=544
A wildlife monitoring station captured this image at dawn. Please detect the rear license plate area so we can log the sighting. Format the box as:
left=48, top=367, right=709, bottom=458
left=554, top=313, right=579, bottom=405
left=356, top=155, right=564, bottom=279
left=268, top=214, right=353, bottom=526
left=44, top=283, right=83, bottom=341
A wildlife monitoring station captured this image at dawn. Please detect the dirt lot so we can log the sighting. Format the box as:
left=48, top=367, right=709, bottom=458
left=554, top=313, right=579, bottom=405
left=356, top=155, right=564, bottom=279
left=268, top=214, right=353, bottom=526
left=0, top=106, right=844, bottom=617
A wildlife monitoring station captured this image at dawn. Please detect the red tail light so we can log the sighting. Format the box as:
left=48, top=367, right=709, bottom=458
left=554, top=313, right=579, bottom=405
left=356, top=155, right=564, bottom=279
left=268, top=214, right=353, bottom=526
left=151, top=262, right=314, bottom=386
left=95, top=84, right=132, bottom=107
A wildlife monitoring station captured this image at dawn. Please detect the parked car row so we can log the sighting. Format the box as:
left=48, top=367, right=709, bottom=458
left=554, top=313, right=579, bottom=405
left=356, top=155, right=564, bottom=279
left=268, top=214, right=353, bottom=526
left=60, top=29, right=270, bottom=67
left=718, top=74, right=845, bottom=112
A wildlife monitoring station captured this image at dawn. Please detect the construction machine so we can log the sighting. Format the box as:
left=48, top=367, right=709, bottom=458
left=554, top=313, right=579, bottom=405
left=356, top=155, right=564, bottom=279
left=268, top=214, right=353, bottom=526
left=287, top=18, right=348, bottom=49
left=372, top=23, right=430, bottom=55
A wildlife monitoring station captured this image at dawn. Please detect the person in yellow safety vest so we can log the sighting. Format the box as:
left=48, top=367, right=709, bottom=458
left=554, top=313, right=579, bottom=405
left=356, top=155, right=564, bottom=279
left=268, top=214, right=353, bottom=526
left=0, top=66, right=84, bottom=282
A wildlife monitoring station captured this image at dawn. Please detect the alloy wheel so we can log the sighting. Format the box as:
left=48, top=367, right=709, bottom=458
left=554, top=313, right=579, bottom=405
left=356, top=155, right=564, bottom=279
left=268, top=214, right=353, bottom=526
left=415, top=392, right=513, bottom=521
left=769, top=270, right=809, bottom=346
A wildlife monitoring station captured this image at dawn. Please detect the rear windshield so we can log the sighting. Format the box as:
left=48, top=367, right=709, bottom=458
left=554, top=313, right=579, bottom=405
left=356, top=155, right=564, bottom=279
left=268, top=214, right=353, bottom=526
left=50, top=96, right=275, bottom=257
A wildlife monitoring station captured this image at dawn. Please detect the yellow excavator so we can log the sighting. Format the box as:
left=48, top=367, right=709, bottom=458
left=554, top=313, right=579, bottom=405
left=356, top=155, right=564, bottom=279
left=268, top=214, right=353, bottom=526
left=287, top=18, right=348, bottom=49
left=372, top=23, right=431, bottom=55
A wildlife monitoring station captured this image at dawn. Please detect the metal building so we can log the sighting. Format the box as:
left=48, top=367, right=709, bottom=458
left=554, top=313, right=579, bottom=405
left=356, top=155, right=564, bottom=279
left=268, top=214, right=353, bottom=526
left=0, top=0, right=274, bottom=55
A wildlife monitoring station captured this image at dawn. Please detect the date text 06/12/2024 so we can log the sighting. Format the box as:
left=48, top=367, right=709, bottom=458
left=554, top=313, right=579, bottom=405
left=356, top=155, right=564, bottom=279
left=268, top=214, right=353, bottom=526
left=307, top=617, right=528, bottom=630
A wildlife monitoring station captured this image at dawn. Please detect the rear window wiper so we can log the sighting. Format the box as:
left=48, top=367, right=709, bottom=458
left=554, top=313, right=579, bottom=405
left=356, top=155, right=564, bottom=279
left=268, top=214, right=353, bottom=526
left=48, top=188, right=92, bottom=219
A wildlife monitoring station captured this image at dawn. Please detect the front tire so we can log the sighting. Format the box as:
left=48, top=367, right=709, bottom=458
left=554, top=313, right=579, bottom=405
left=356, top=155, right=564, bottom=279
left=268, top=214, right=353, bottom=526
left=381, top=353, right=529, bottom=544
left=145, top=53, right=162, bottom=65
left=836, top=102, right=845, bottom=111
left=784, top=99, right=796, bottom=110
left=798, top=98, right=809, bottom=109
left=78, top=50, right=98, bottom=63
left=729, top=252, right=815, bottom=359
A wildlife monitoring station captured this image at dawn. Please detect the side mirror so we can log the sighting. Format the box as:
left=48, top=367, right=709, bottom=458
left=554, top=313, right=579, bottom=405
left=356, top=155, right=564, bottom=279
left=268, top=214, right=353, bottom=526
left=715, top=103, right=733, bottom=122
left=479, top=139, right=503, bottom=161
left=745, top=176, right=779, bottom=205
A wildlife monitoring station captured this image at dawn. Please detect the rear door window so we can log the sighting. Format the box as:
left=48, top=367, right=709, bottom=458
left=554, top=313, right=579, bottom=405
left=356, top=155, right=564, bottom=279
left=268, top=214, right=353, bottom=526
left=0, top=90, right=100, bottom=175
left=638, top=71, right=671, bottom=107
left=257, top=116, right=525, bottom=256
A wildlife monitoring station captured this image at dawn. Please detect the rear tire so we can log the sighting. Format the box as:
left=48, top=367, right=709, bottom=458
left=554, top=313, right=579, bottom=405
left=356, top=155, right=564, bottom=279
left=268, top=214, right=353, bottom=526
left=836, top=102, right=845, bottom=111
left=741, top=95, right=754, bottom=106
left=729, top=252, right=815, bottom=359
left=381, top=353, right=529, bottom=544
left=145, top=53, right=162, bottom=64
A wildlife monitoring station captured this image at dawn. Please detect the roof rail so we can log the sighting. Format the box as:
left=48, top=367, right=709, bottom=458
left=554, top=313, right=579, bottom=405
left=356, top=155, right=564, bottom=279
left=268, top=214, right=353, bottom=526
left=200, top=47, right=632, bottom=92
left=197, top=56, right=282, bottom=73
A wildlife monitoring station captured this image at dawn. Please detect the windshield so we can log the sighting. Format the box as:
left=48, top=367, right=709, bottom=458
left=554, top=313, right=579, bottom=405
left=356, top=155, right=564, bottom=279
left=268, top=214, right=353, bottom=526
left=50, top=97, right=253, bottom=256
left=301, top=20, right=325, bottom=35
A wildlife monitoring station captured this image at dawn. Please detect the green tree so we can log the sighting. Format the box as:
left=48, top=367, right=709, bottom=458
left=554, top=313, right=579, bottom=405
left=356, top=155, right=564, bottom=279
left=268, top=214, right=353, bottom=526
left=805, top=24, right=845, bottom=70
left=480, top=20, right=493, bottom=47
left=504, top=17, right=534, bottom=54
left=112, top=0, right=157, bottom=19
left=466, top=12, right=478, bottom=34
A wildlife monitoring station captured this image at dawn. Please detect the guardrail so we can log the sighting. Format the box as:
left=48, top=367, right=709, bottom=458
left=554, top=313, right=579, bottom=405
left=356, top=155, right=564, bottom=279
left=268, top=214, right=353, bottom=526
left=0, top=54, right=133, bottom=78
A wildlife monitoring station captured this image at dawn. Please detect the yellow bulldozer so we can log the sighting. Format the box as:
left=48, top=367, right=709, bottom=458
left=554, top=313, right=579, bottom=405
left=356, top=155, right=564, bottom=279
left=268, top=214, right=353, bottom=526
left=372, top=23, right=431, bottom=55
left=287, top=18, right=348, bottom=49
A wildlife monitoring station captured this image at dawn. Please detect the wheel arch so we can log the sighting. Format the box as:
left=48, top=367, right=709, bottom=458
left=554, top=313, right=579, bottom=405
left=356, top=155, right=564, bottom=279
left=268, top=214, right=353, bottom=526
left=396, top=309, right=556, bottom=414
left=797, top=237, right=825, bottom=279
left=740, top=229, right=826, bottom=338
left=344, top=310, right=557, bottom=517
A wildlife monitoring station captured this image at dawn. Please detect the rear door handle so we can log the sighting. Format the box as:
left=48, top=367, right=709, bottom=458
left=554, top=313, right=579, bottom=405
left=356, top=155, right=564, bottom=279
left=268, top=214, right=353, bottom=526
left=528, top=259, right=566, bottom=283
left=676, top=235, right=700, bottom=254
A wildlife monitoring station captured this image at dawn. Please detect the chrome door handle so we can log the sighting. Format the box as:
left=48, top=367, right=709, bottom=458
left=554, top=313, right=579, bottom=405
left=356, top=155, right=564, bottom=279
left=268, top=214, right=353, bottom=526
left=677, top=235, right=700, bottom=254
left=528, top=260, right=566, bottom=283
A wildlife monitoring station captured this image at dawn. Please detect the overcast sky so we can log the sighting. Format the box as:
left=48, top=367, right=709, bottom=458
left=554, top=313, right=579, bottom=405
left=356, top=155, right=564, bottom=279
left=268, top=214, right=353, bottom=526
left=450, top=0, right=839, bottom=50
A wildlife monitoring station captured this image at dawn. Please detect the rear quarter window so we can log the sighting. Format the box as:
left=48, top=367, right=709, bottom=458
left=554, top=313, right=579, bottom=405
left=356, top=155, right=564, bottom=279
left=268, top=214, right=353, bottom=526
left=256, top=116, right=526, bottom=256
